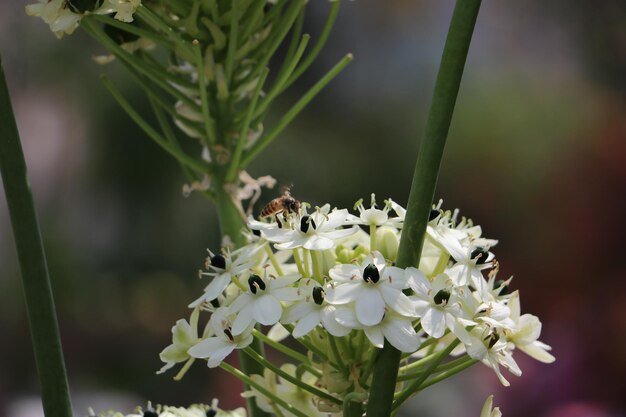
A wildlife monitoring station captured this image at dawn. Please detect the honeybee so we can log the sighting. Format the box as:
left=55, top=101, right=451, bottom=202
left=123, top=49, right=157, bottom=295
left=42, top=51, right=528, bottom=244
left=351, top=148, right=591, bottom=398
left=260, top=188, right=301, bottom=227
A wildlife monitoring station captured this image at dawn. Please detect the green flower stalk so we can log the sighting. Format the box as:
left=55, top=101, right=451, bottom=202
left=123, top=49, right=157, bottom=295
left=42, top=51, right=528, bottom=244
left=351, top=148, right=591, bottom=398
left=366, top=1, right=483, bottom=415
left=0, top=58, right=73, bottom=417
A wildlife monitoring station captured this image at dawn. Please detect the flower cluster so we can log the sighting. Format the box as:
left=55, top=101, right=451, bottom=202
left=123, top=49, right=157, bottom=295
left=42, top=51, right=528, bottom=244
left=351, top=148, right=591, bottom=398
left=92, top=400, right=245, bottom=417
left=159, top=195, right=554, bottom=412
left=26, top=0, right=140, bottom=38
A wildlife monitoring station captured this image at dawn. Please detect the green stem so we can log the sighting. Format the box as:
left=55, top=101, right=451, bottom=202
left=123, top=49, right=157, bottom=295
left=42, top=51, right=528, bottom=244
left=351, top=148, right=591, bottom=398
left=225, top=0, right=239, bottom=85
left=240, top=53, right=353, bottom=168
left=193, top=41, right=218, bottom=145
left=416, top=358, right=478, bottom=391
left=0, top=58, right=73, bottom=417
left=99, top=76, right=209, bottom=173
left=220, top=362, right=308, bottom=417
left=328, top=335, right=348, bottom=376
left=392, top=340, right=461, bottom=410
left=365, top=1, right=481, bottom=416
left=213, top=188, right=269, bottom=417
left=243, top=348, right=342, bottom=405
left=343, top=392, right=366, bottom=417
left=252, top=329, right=309, bottom=364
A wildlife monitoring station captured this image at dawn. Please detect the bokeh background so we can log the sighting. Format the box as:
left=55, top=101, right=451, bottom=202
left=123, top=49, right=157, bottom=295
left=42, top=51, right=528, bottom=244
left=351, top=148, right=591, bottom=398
left=1, top=1, right=625, bottom=416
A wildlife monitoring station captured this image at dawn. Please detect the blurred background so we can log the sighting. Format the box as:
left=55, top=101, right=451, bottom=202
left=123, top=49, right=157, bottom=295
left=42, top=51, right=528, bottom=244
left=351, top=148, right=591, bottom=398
left=1, top=1, right=625, bottom=416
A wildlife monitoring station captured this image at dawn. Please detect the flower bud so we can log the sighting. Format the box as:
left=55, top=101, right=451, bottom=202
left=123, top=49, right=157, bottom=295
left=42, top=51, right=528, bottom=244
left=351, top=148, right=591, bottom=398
left=376, top=226, right=399, bottom=261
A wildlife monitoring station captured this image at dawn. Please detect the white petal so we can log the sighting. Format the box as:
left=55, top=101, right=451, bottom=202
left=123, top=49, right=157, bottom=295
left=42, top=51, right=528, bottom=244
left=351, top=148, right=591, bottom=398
left=383, top=318, right=420, bottom=353
left=321, top=309, right=351, bottom=337
left=321, top=226, right=359, bottom=240
left=303, top=235, right=334, bottom=251
left=364, top=326, right=385, bottom=348
left=292, top=311, right=321, bottom=338
left=329, top=264, right=360, bottom=282
left=380, top=286, right=416, bottom=317
left=282, top=302, right=313, bottom=323
left=203, top=274, right=232, bottom=301
left=231, top=305, right=254, bottom=335
left=518, top=342, right=555, bottom=364
left=334, top=306, right=360, bottom=328
left=267, top=323, right=290, bottom=342
left=206, top=343, right=236, bottom=368
left=188, top=337, right=224, bottom=359
left=356, top=287, right=385, bottom=326
left=384, top=266, right=408, bottom=289
left=254, top=295, right=283, bottom=326
left=326, top=283, right=361, bottom=305
left=421, top=308, right=446, bottom=338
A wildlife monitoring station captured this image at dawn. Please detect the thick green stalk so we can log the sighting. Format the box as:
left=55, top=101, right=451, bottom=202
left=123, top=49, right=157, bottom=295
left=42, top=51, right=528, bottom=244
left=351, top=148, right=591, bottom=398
left=365, top=1, right=481, bottom=416
left=213, top=185, right=269, bottom=417
left=0, top=58, right=73, bottom=417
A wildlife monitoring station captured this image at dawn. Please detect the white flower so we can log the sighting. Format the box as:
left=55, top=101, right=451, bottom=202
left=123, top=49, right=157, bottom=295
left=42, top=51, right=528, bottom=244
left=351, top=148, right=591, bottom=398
left=465, top=325, right=521, bottom=386
left=95, top=401, right=246, bottom=417
left=281, top=280, right=350, bottom=338
left=407, top=270, right=469, bottom=341
left=349, top=194, right=390, bottom=226
left=505, top=291, right=555, bottom=363
left=26, top=0, right=81, bottom=38
left=157, top=308, right=203, bottom=376
left=26, top=0, right=141, bottom=38
left=99, top=0, right=141, bottom=22
left=479, top=395, right=502, bottom=417
left=189, top=247, right=259, bottom=308
left=262, top=206, right=358, bottom=251
left=188, top=309, right=253, bottom=368
left=227, top=273, right=300, bottom=335
left=335, top=309, right=420, bottom=353
left=326, top=252, right=415, bottom=326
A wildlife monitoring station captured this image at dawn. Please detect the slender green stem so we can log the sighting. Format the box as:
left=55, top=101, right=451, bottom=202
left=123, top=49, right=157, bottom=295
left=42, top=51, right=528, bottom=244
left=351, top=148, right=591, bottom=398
left=310, top=249, right=323, bottom=284
left=243, top=348, right=342, bottom=405
left=89, top=14, right=175, bottom=48
left=148, top=96, right=199, bottom=187
left=226, top=67, right=269, bottom=182
left=220, top=362, right=308, bottom=417
left=193, top=41, right=218, bottom=145
left=328, top=335, right=349, bottom=376
left=99, top=76, right=209, bottom=173
left=392, top=340, right=460, bottom=410
left=264, top=244, right=284, bottom=276
left=284, top=1, right=340, bottom=89
left=398, top=354, right=470, bottom=381
left=292, top=248, right=306, bottom=276
left=225, top=0, right=239, bottom=85
left=302, top=248, right=311, bottom=277
left=365, top=1, right=481, bottom=415
left=416, top=358, right=478, bottom=391
left=358, top=347, right=378, bottom=388
left=240, top=53, right=353, bottom=168
left=251, top=329, right=309, bottom=364
left=343, top=392, right=366, bottom=417
left=82, top=20, right=201, bottom=111
left=253, top=34, right=310, bottom=118
left=0, top=57, right=73, bottom=417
